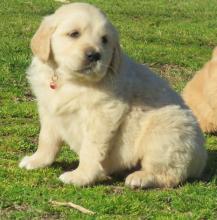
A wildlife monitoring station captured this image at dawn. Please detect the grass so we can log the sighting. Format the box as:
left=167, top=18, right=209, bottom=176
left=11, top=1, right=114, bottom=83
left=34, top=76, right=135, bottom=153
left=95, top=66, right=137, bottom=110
left=0, top=0, right=217, bottom=219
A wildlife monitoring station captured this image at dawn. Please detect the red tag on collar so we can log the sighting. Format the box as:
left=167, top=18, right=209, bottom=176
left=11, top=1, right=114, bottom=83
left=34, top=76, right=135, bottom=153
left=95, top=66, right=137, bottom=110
left=50, top=81, right=57, bottom=89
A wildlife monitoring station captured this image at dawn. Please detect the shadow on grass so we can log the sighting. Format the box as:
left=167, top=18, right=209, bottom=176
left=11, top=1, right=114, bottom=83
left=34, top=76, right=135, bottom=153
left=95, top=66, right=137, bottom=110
left=51, top=150, right=217, bottom=187
left=202, top=149, right=217, bottom=182
left=51, top=160, right=139, bottom=186
left=187, top=149, right=217, bottom=186
left=52, top=160, right=79, bottom=171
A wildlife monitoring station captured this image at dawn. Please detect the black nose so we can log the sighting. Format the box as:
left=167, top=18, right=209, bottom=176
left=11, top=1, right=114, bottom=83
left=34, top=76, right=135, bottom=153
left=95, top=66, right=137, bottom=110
left=86, top=50, right=101, bottom=62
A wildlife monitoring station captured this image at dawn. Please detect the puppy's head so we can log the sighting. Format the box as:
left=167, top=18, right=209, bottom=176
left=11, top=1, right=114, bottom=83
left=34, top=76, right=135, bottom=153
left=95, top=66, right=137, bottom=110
left=31, top=3, right=121, bottom=82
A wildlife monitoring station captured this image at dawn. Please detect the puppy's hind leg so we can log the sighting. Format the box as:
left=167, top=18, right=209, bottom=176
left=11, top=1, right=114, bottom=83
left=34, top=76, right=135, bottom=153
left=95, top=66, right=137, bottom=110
left=125, top=106, right=206, bottom=189
left=125, top=169, right=181, bottom=189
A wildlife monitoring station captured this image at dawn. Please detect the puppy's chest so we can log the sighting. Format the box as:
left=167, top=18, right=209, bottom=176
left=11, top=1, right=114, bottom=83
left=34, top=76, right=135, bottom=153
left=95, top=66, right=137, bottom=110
left=40, top=84, right=101, bottom=152
left=38, top=82, right=89, bottom=114
left=56, top=105, right=87, bottom=153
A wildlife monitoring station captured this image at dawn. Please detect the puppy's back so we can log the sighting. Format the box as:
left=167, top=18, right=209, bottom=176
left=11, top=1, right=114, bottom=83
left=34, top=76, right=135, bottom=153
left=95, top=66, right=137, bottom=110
left=182, top=48, right=217, bottom=132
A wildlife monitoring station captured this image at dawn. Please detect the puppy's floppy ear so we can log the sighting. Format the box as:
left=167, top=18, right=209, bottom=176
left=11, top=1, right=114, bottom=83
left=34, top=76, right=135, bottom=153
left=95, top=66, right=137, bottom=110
left=110, top=41, right=121, bottom=74
left=31, top=15, right=56, bottom=62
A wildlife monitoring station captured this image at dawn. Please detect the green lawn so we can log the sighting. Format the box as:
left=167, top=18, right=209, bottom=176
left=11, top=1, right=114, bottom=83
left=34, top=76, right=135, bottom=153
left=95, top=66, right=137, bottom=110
left=0, top=0, right=217, bottom=219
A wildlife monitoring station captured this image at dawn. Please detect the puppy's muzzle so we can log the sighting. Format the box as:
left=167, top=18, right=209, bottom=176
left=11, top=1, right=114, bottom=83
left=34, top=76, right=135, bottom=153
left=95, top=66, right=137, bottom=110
left=85, top=48, right=101, bottom=63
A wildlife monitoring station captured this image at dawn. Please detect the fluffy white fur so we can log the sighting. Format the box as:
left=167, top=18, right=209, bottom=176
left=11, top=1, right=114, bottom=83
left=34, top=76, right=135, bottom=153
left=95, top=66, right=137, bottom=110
left=19, top=3, right=207, bottom=188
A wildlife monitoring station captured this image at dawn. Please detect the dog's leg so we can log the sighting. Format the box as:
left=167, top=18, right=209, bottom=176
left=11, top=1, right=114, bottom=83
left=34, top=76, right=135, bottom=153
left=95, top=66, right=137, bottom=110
left=19, top=114, right=62, bottom=170
left=125, top=170, right=181, bottom=189
left=59, top=101, right=128, bottom=186
left=125, top=106, right=206, bottom=189
left=59, top=141, right=108, bottom=186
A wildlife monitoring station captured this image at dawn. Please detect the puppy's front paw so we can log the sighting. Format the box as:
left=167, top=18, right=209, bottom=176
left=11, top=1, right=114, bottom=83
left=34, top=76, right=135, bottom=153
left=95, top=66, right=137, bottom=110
left=59, top=170, right=92, bottom=186
left=19, top=155, right=50, bottom=170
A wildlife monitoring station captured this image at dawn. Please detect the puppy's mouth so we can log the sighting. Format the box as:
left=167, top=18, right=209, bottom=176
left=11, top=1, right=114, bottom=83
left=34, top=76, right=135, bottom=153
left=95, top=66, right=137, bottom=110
left=79, top=67, right=94, bottom=74
left=74, top=64, right=97, bottom=74
left=70, top=63, right=108, bottom=82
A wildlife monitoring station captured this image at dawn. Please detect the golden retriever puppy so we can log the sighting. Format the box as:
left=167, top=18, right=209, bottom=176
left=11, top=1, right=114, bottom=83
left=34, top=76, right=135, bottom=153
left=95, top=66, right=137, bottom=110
left=19, top=3, right=207, bottom=188
left=183, top=48, right=217, bottom=133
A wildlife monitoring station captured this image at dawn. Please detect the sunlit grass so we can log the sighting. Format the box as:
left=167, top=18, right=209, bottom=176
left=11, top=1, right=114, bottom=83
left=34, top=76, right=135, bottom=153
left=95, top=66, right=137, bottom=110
left=0, top=0, right=216, bottom=219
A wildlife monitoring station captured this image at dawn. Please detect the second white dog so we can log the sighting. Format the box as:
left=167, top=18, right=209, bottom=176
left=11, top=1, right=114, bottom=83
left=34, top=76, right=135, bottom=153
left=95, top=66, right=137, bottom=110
left=19, top=3, right=207, bottom=188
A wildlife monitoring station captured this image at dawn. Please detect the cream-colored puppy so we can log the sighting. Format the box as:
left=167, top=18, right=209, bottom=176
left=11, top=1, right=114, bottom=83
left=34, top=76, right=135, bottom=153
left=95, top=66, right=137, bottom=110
left=183, top=48, right=217, bottom=133
left=19, top=3, right=207, bottom=188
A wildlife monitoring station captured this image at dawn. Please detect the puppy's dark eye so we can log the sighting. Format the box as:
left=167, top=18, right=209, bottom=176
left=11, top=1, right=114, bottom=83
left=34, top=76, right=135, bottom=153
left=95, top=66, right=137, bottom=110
left=102, top=35, right=108, bottom=44
left=69, top=31, right=80, bottom=38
